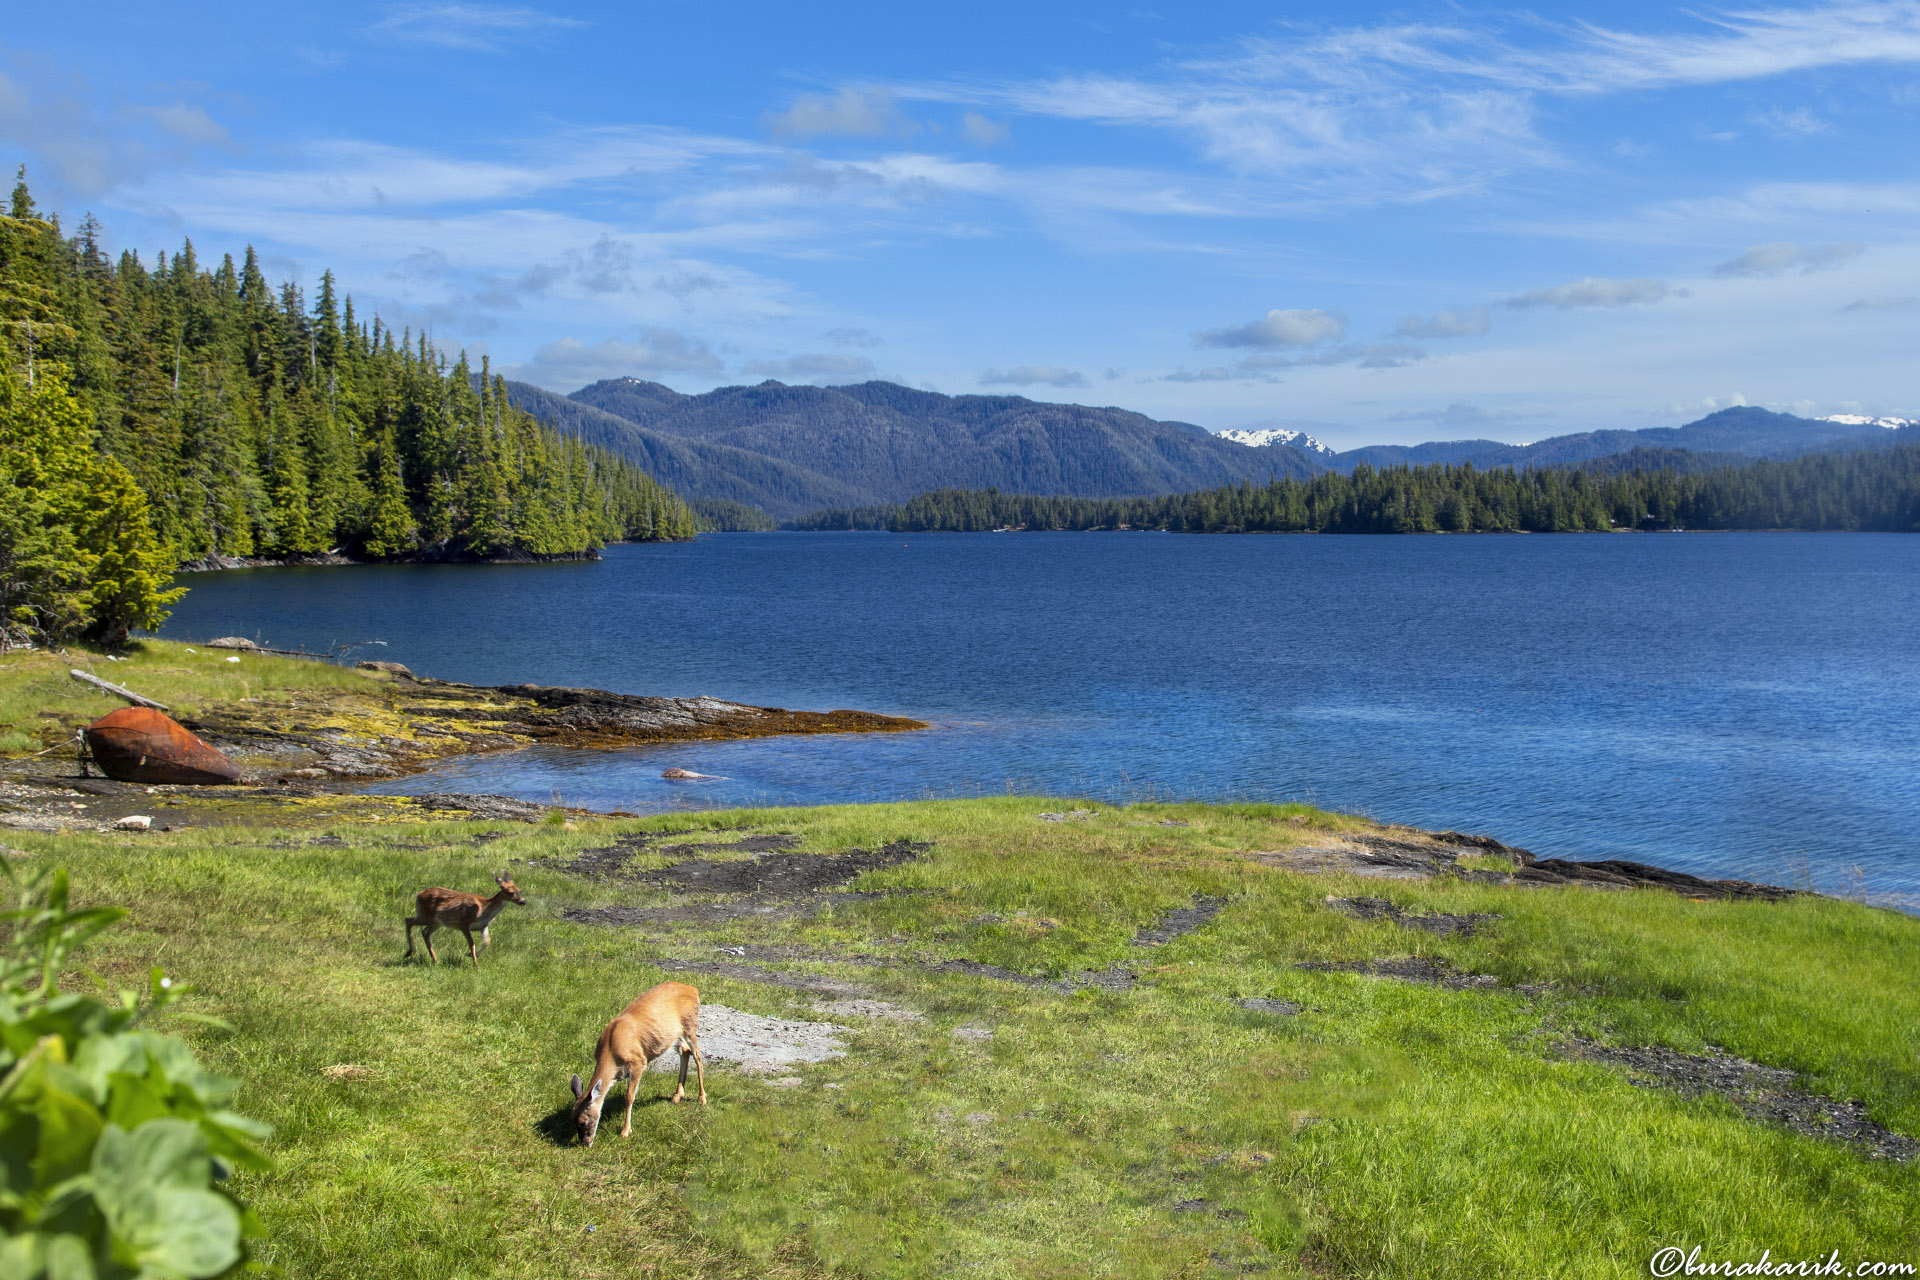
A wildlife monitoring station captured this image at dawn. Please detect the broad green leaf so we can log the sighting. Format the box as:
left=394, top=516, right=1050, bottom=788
left=93, top=1122, right=243, bottom=1278
left=43, top=1230, right=98, bottom=1280
left=33, top=1082, right=103, bottom=1191
left=103, top=1072, right=169, bottom=1131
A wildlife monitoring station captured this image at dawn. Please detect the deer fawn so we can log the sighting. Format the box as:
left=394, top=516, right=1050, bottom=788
left=568, top=981, right=707, bottom=1146
left=403, top=873, right=526, bottom=967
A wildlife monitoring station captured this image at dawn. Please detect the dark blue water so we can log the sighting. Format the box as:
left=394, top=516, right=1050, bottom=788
left=161, top=534, right=1920, bottom=908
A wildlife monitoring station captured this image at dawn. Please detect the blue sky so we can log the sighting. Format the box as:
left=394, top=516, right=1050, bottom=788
left=4, top=1, right=1917, bottom=446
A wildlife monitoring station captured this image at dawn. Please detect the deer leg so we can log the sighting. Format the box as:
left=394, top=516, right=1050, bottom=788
left=671, top=1043, right=688, bottom=1104
left=463, top=927, right=479, bottom=968
left=687, top=1031, right=707, bottom=1106
left=622, top=1057, right=643, bottom=1136
left=404, top=917, right=417, bottom=959
left=422, top=925, right=439, bottom=964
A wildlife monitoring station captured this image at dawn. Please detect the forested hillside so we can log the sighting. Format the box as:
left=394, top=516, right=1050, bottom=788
left=500, top=379, right=874, bottom=522
left=553, top=376, right=1320, bottom=517
left=790, top=444, right=1920, bottom=534
left=0, top=175, right=695, bottom=641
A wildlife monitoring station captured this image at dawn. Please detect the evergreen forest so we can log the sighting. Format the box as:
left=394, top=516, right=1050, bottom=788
left=0, top=173, right=695, bottom=645
left=789, top=445, right=1920, bottom=534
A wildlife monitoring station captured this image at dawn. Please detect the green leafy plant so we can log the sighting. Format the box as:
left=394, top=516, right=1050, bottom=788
left=0, top=863, right=269, bottom=1278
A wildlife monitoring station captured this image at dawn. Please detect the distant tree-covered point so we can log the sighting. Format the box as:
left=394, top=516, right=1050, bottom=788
left=787, top=446, right=1920, bottom=535
left=0, top=172, right=696, bottom=642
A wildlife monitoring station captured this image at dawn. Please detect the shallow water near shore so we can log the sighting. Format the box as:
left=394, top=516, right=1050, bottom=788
left=162, top=532, right=1920, bottom=907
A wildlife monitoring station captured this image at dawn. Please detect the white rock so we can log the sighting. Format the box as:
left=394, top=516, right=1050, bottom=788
left=113, top=815, right=152, bottom=832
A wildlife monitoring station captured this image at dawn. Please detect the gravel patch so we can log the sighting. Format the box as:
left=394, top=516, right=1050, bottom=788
left=652, top=1004, right=849, bottom=1075
left=1566, top=1037, right=1917, bottom=1161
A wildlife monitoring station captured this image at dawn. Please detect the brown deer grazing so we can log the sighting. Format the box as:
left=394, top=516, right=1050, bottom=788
left=568, top=981, right=707, bottom=1146
left=403, top=873, right=526, bottom=967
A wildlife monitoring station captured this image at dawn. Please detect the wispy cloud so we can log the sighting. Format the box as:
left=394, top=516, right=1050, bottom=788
left=765, top=88, right=918, bottom=140
left=1505, top=276, right=1671, bottom=308
left=1841, top=294, right=1917, bottom=310
left=1196, top=308, right=1345, bottom=349
left=962, top=111, right=1011, bottom=145
left=368, top=4, right=584, bottom=52
left=980, top=365, right=1088, bottom=387
left=1713, top=240, right=1863, bottom=275
left=1393, top=306, right=1490, bottom=338
left=502, top=331, right=723, bottom=390
left=742, top=352, right=877, bottom=381
left=1165, top=340, right=1424, bottom=381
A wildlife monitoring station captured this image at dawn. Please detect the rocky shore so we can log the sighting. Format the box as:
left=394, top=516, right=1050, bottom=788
left=0, top=665, right=923, bottom=831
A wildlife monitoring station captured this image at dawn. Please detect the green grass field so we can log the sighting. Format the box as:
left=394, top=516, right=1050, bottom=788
left=11, top=798, right=1918, bottom=1278
left=0, top=640, right=380, bottom=754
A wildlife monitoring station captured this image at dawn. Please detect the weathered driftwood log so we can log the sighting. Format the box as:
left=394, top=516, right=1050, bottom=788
left=68, top=668, right=169, bottom=711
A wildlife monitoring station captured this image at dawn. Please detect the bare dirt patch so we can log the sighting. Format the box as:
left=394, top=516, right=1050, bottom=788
left=1134, top=895, right=1228, bottom=946
left=1297, top=956, right=1503, bottom=990
left=1256, top=829, right=1798, bottom=901
left=1565, top=1037, right=1917, bottom=1162
left=1327, top=895, right=1502, bottom=938
left=560, top=837, right=929, bottom=926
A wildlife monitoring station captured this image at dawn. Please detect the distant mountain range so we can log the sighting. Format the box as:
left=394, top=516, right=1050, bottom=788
left=1226, top=406, right=1914, bottom=475
left=501, top=375, right=1913, bottom=523
left=503, top=377, right=1316, bottom=519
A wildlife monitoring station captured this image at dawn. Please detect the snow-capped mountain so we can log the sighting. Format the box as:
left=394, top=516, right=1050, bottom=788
left=1218, top=427, right=1337, bottom=456
left=1818, top=414, right=1916, bottom=429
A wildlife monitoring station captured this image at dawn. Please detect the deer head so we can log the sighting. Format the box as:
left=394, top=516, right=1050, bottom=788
left=569, top=1073, right=607, bottom=1146
left=495, top=873, right=526, bottom=905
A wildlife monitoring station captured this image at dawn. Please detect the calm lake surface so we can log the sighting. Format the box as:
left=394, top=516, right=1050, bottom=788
left=162, top=533, right=1920, bottom=908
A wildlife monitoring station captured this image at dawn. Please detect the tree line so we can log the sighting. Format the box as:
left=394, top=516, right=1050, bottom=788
left=1, top=172, right=696, bottom=644
left=788, top=445, right=1920, bottom=535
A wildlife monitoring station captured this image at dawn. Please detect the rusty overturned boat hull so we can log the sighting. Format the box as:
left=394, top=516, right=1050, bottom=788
left=84, top=707, right=243, bottom=785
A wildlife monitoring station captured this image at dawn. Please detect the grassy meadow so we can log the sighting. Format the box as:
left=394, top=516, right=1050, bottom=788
left=6, top=798, right=1915, bottom=1278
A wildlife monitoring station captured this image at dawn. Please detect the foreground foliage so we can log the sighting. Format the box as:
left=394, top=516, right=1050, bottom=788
left=18, top=799, right=1919, bottom=1278
left=791, top=443, right=1920, bottom=534
left=0, top=864, right=270, bottom=1279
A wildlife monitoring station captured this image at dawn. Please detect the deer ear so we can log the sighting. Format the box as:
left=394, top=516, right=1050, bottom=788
left=496, top=872, right=508, bottom=884
left=587, top=1078, right=604, bottom=1102
left=570, top=1073, right=583, bottom=1100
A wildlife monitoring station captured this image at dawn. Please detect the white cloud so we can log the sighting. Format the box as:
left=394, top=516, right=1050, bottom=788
left=1393, top=306, right=1490, bottom=338
left=741, top=353, right=877, bottom=380
left=1196, top=308, right=1345, bottom=349
left=823, top=327, right=883, bottom=347
left=765, top=88, right=917, bottom=140
left=1713, top=240, right=1863, bottom=276
left=367, top=5, right=584, bottom=52
left=1387, top=402, right=1520, bottom=431
left=501, top=332, right=723, bottom=390
left=1505, top=277, right=1671, bottom=308
left=980, top=365, right=1088, bottom=387
left=1841, top=294, right=1917, bottom=310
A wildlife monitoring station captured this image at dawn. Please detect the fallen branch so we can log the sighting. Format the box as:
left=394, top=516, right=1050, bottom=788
left=68, top=669, right=169, bottom=712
